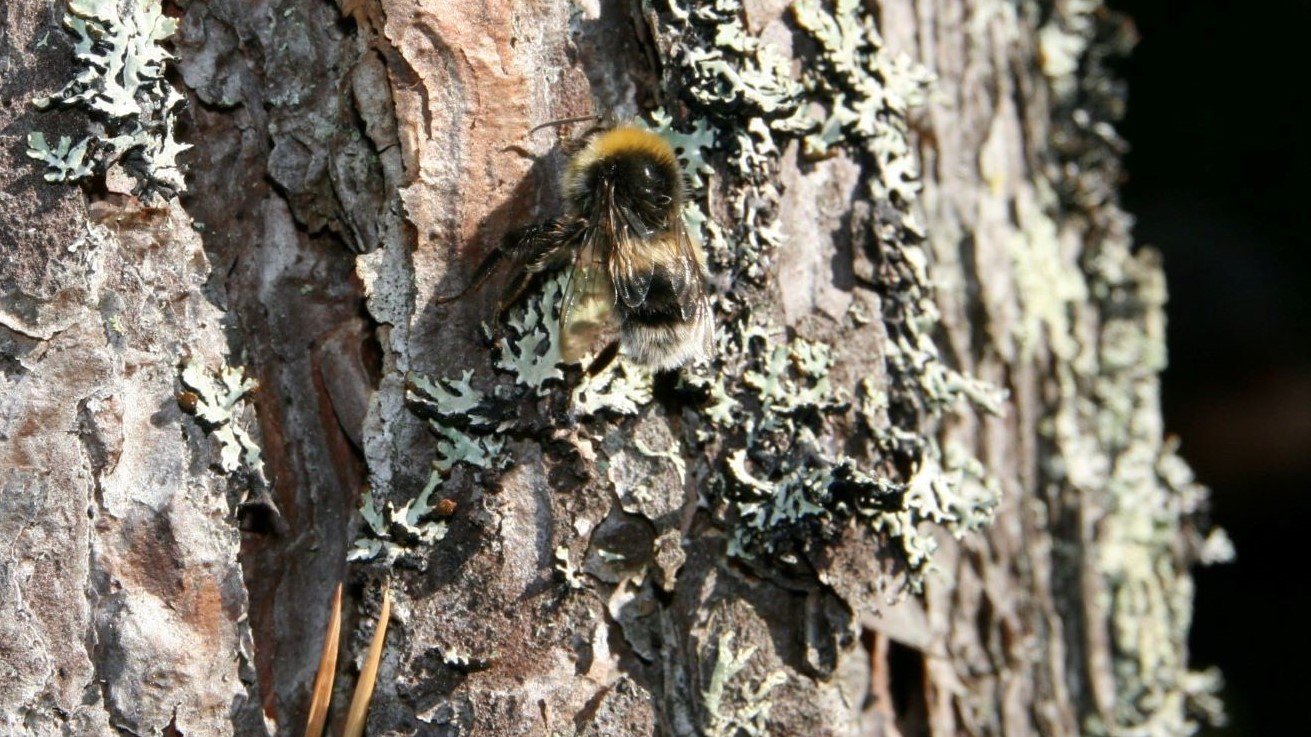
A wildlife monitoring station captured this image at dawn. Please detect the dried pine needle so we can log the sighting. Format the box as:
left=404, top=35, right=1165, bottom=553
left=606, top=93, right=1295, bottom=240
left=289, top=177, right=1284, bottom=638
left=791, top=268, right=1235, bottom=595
left=343, top=584, right=391, bottom=737
left=303, top=582, right=342, bottom=737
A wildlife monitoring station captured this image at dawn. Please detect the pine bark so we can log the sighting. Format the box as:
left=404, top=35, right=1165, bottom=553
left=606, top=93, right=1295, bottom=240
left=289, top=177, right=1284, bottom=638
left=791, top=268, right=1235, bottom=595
left=0, top=1, right=1222, bottom=736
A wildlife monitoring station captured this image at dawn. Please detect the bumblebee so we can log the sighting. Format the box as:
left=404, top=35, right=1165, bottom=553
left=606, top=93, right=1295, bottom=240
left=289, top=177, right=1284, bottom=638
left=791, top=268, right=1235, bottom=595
left=439, top=125, right=714, bottom=371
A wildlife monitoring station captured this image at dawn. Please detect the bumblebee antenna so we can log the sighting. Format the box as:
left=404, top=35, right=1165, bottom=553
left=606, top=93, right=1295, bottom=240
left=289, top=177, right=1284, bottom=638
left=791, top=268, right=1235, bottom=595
left=529, top=114, right=603, bottom=135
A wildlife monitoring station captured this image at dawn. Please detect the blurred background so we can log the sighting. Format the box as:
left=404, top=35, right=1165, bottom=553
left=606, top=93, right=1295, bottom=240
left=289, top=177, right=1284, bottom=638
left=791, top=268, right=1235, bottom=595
left=1112, top=1, right=1309, bottom=734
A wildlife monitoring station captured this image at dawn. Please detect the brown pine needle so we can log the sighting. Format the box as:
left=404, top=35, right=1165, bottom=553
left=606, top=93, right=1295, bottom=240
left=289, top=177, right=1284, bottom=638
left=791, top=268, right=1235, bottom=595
left=343, top=584, right=391, bottom=737
left=303, top=582, right=343, bottom=737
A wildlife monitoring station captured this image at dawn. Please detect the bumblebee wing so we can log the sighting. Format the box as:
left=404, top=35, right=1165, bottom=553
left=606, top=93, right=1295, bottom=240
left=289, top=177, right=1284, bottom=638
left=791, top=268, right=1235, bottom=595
left=608, top=209, right=655, bottom=309
left=670, top=216, right=716, bottom=358
left=558, top=230, right=616, bottom=364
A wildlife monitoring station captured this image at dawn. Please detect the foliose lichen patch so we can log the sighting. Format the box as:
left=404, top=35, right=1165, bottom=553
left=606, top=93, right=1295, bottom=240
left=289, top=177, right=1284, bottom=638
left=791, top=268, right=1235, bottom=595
left=702, top=631, right=787, bottom=737
left=26, top=0, right=189, bottom=199
left=350, top=472, right=450, bottom=566
left=349, top=367, right=509, bottom=565
left=657, top=0, right=1004, bottom=587
left=177, top=359, right=269, bottom=501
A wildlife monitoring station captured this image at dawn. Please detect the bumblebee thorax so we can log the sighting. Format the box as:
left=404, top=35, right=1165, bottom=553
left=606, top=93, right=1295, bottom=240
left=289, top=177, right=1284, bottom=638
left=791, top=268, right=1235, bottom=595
left=563, top=127, right=683, bottom=229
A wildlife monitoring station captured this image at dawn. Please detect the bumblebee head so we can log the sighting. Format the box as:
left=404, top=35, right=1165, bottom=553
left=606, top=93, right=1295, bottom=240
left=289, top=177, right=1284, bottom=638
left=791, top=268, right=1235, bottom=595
left=562, top=127, right=684, bottom=231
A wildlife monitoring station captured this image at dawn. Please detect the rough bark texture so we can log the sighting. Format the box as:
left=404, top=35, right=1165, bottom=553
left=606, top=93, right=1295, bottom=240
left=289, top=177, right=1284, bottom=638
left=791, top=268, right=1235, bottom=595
left=2, top=8, right=252, bottom=737
left=0, top=1, right=1225, bottom=736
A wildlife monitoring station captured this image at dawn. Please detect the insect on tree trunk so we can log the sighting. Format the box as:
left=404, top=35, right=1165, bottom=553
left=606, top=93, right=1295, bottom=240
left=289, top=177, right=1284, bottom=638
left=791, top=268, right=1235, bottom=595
left=0, top=0, right=1228, bottom=736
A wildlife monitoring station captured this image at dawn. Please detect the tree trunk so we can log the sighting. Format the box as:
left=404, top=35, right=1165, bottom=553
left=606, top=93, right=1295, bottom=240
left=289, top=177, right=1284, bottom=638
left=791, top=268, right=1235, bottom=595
left=0, top=0, right=1226, bottom=736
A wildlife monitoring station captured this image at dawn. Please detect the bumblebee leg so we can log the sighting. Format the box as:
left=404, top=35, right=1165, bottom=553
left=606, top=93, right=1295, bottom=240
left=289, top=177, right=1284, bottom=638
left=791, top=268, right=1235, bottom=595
left=433, top=245, right=507, bottom=305
left=436, top=219, right=573, bottom=306
left=584, top=340, right=620, bottom=377
left=492, top=220, right=579, bottom=323
left=528, top=113, right=603, bottom=136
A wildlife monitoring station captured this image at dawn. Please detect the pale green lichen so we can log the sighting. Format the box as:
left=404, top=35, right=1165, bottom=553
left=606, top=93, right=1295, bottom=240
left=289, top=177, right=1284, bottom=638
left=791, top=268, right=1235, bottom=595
left=27, top=0, right=189, bottom=198
left=1067, top=241, right=1227, bottom=736
left=349, top=472, right=449, bottom=565
left=430, top=422, right=504, bottom=474
left=699, top=379, right=739, bottom=430
left=554, top=544, right=587, bottom=590
left=1020, top=1, right=1226, bottom=730
left=571, top=361, right=654, bottom=418
left=680, top=308, right=986, bottom=585
left=355, top=489, right=389, bottom=546
left=702, top=631, right=787, bottom=737
left=655, top=0, right=1005, bottom=591
left=797, top=0, right=1005, bottom=572
left=662, top=0, right=803, bottom=289
left=177, top=359, right=269, bottom=499
left=741, top=335, right=839, bottom=414
left=25, top=132, right=95, bottom=182
left=496, top=276, right=567, bottom=394
left=390, top=472, right=449, bottom=545
left=643, top=109, right=716, bottom=189
left=667, top=0, right=807, bottom=129
left=686, top=320, right=914, bottom=568
left=408, top=370, right=486, bottom=422
left=634, top=437, right=687, bottom=482
left=406, top=369, right=508, bottom=468
left=353, top=369, right=510, bottom=564
left=792, top=0, right=935, bottom=164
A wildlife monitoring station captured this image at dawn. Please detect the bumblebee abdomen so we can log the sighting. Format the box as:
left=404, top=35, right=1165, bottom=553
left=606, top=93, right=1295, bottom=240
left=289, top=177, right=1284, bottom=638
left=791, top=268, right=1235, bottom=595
left=616, top=270, right=684, bottom=326
left=619, top=293, right=713, bottom=370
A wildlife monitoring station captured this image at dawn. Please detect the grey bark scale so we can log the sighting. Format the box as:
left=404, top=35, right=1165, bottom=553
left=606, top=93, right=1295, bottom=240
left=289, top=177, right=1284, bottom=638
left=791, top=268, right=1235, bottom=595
left=0, top=1, right=1225, bottom=737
